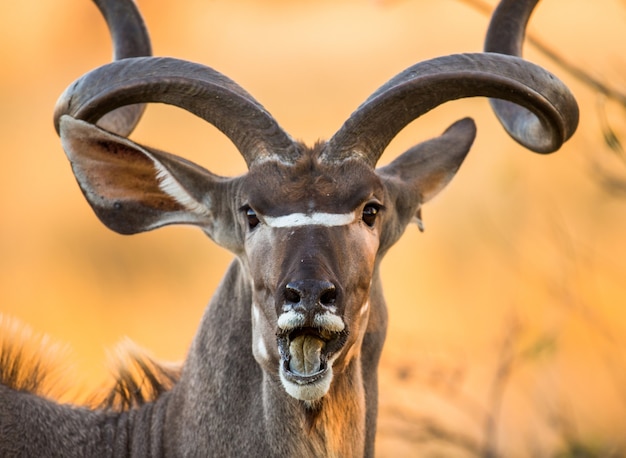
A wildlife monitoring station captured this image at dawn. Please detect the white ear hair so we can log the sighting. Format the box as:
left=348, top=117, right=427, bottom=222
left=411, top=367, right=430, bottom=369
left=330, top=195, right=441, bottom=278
left=413, top=208, right=425, bottom=232
left=153, top=163, right=210, bottom=216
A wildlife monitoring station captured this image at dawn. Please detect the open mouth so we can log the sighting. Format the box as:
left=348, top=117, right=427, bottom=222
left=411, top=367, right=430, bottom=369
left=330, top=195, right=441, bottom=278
left=277, top=326, right=348, bottom=389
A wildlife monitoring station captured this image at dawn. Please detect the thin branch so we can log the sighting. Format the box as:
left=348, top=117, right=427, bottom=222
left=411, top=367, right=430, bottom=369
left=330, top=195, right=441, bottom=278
left=481, top=318, right=522, bottom=458
left=382, top=406, right=482, bottom=455
left=597, top=97, right=626, bottom=163
left=459, top=0, right=626, bottom=108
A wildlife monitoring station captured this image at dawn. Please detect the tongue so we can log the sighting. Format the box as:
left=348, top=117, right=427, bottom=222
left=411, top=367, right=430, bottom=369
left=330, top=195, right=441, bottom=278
left=289, top=335, right=324, bottom=376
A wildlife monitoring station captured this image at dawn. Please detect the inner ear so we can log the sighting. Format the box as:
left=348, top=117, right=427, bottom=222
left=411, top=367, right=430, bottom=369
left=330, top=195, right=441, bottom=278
left=59, top=116, right=240, bottom=249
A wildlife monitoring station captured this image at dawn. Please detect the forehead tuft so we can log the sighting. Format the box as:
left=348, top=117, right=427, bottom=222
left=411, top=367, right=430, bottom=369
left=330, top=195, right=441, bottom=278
left=244, top=143, right=381, bottom=216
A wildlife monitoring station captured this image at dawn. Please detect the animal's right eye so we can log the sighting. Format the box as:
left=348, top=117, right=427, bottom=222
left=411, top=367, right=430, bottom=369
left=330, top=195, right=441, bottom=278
left=362, top=203, right=381, bottom=227
left=244, top=206, right=260, bottom=229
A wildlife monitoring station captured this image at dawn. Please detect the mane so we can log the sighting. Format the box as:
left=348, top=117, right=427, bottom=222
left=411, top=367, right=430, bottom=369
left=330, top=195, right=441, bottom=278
left=0, top=314, right=181, bottom=410
left=0, top=314, right=71, bottom=399
left=94, top=338, right=181, bottom=411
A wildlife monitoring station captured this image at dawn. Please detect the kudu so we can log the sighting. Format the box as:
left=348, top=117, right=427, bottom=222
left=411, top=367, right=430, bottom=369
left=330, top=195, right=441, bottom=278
left=0, top=0, right=578, bottom=456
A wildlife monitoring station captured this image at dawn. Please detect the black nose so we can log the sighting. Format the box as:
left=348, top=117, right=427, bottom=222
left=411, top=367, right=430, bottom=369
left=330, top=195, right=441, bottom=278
left=284, top=279, right=337, bottom=308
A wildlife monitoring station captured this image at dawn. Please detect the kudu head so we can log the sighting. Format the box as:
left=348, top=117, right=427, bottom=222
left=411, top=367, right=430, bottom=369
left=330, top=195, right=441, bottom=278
left=53, top=0, right=577, bottom=403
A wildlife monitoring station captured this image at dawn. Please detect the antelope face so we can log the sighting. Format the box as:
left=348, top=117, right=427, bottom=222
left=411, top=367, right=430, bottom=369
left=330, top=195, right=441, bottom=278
left=242, top=154, right=383, bottom=401
left=58, top=116, right=479, bottom=403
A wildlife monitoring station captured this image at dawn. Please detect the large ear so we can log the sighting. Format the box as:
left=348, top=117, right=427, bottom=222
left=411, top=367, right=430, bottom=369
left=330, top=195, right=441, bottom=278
left=377, top=117, right=476, bottom=230
left=59, top=115, right=240, bottom=248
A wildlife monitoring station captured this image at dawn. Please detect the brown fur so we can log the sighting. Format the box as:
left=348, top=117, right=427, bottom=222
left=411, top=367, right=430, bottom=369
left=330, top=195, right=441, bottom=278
left=304, top=359, right=366, bottom=457
left=246, top=142, right=380, bottom=216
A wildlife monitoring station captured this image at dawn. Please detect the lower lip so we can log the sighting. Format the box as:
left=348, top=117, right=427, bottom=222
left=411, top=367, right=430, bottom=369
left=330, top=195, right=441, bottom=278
left=281, top=357, right=328, bottom=384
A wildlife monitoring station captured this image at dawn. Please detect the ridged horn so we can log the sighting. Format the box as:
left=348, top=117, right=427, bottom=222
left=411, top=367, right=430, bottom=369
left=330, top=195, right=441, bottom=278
left=53, top=0, right=297, bottom=167
left=325, top=0, right=579, bottom=166
left=90, top=0, right=151, bottom=137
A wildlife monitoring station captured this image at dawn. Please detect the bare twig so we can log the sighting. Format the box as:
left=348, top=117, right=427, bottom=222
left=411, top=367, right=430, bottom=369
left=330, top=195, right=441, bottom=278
left=382, top=406, right=482, bottom=455
left=481, top=317, right=521, bottom=458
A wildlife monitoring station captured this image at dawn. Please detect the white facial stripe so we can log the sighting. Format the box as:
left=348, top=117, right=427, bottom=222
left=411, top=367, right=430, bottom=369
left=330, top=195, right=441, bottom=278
left=251, top=304, right=269, bottom=362
left=256, top=337, right=269, bottom=361
left=252, top=304, right=261, bottom=323
left=313, top=312, right=345, bottom=333
left=265, top=212, right=355, bottom=228
left=360, top=301, right=370, bottom=316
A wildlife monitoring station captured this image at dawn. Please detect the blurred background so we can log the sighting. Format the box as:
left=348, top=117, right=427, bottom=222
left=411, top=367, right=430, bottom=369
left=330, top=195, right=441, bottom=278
left=1, top=0, right=625, bottom=455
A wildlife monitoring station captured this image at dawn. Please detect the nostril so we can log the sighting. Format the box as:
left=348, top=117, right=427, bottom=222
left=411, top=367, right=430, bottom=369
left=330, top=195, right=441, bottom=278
left=319, top=286, right=337, bottom=307
left=284, top=285, right=302, bottom=304
left=284, top=280, right=337, bottom=308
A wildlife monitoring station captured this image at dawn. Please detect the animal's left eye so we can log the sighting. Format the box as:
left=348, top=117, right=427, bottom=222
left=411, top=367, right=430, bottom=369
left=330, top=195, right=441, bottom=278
left=362, top=204, right=381, bottom=227
left=244, top=206, right=260, bottom=229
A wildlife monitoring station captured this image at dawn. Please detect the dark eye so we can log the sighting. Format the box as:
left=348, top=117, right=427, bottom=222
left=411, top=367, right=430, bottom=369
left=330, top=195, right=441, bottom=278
left=245, top=206, right=260, bottom=229
left=362, top=204, right=380, bottom=227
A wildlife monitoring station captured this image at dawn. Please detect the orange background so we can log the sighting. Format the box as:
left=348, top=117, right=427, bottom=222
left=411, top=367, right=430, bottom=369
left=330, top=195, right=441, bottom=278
left=1, top=0, right=625, bottom=454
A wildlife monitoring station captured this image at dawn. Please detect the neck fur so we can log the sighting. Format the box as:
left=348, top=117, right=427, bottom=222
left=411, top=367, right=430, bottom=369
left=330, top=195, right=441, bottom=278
left=261, top=355, right=366, bottom=457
